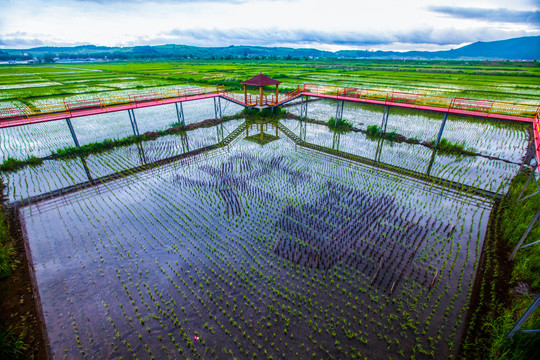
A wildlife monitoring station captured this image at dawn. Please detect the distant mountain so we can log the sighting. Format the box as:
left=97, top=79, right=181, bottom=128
left=336, top=36, right=540, bottom=60
left=442, top=36, right=540, bottom=60
left=2, top=36, right=539, bottom=61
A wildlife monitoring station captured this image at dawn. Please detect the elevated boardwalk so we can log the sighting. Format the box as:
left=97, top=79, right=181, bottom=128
left=1, top=82, right=538, bottom=174
left=292, top=84, right=539, bottom=177
left=298, top=84, right=538, bottom=123
left=1, top=84, right=537, bottom=127
left=0, top=86, right=223, bottom=128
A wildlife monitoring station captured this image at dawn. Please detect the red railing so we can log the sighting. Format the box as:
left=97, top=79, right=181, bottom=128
left=534, top=111, right=540, bottom=175
left=222, top=91, right=258, bottom=106
left=301, top=84, right=538, bottom=119
left=221, top=88, right=302, bottom=107
left=0, top=86, right=224, bottom=122
left=0, top=82, right=536, bottom=124
left=0, top=106, right=30, bottom=120
left=271, top=87, right=302, bottom=106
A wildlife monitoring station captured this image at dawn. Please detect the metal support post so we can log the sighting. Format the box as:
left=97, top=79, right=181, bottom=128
left=175, top=102, right=185, bottom=128
left=128, top=109, right=140, bottom=136
left=214, top=97, right=222, bottom=120
left=380, top=106, right=387, bottom=131
left=518, top=155, right=540, bottom=202
left=509, top=208, right=540, bottom=260
left=299, top=96, right=303, bottom=120
left=300, top=96, right=309, bottom=120
left=65, top=118, right=80, bottom=148
left=335, top=100, right=344, bottom=125
left=383, top=107, right=389, bottom=133
left=519, top=141, right=535, bottom=172
left=518, top=166, right=540, bottom=202
left=507, top=294, right=540, bottom=338
left=434, top=113, right=448, bottom=147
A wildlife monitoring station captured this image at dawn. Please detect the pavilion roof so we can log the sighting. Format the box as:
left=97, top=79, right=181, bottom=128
left=241, top=72, right=281, bottom=86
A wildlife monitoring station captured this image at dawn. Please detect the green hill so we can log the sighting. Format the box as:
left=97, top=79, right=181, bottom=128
left=2, top=36, right=539, bottom=61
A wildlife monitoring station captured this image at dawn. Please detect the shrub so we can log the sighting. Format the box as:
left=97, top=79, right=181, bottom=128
left=54, top=135, right=146, bottom=158
left=0, top=210, right=14, bottom=279
left=0, top=326, right=28, bottom=359
left=0, top=158, right=25, bottom=172
left=0, top=156, right=43, bottom=172
left=326, top=117, right=353, bottom=133
left=243, top=106, right=286, bottom=122
left=169, top=121, right=185, bottom=129
left=436, top=138, right=476, bottom=155
left=0, top=183, right=15, bottom=279
left=384, top=131, right=399, bottom=141
left=25, top=156, right=43, bottom=167
left=366, top=125, right=381, bottom=137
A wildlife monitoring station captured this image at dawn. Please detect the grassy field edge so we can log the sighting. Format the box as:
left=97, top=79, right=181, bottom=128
left=0, top=179, right=49, bottom=360
left=460, top=169, right=540, bottom=359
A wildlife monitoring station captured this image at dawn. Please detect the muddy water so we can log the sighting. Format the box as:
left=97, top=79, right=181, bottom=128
left=5, top=97, right=529, bottom=359
left=21, top=131, right=493, bottom=359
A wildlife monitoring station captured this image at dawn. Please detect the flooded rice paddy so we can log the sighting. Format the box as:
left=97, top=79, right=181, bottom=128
left=1, top=98, right=530, bottom=359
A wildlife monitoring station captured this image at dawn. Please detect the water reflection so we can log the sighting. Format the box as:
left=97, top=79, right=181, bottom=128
left=281, top=120, right=499, bottom=199
left=332, top=132, right=340, bottom=151
left=426, top=148, right=438, bottom=177
left=299, top=121, right=306, bottom=142
left=14, top=119, right=498, bottom=207
left=181, top=131, right=190, bottom=153
left=136, top=142, right=147, bottom=166
left=79, top=156, right=94, bottom=184
left=217, top=123, right=224, bottom=143
left=244, top=123, right=280, bottom=146
left=374, top=137, right=384, bottom=163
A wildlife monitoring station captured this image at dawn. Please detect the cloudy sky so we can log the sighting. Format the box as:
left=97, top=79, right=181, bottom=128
left=0, top=0, right=538, bottom=51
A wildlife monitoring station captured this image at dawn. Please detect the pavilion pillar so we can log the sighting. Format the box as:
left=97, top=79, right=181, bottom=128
left=241, top=72, right=281, bottom=108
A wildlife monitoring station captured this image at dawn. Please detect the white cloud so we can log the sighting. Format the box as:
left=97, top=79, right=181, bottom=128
left=0, top=0, right=539, bottom=50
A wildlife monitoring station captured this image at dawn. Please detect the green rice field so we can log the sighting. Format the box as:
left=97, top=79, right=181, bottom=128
left=0, top=60, right=539, bottom=360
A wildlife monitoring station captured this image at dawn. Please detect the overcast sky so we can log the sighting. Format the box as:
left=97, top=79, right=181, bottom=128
left=1, top=0, right=538, bottom=51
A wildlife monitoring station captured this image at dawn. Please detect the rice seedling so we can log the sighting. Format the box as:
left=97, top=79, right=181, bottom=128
left=4, top=89, right=529, bottom=360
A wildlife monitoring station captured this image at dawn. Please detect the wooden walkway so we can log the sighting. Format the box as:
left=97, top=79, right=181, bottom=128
left=292, top=84, right=539, bottom=176
left=2, top=84, right=537, bottom=128
left=298, top=84, right=538, bottom=123
left=1, top=83, right=538, bottom=174
left=0, top=86, right=223, bottom=128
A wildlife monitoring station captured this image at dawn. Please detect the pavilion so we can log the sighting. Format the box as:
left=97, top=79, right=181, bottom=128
left=241, top=72, right=281, bottom=107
